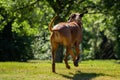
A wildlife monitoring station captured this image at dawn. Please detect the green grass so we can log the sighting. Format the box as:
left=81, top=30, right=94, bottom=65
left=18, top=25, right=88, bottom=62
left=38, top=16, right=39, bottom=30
left=0, top=60, right=120, bottom=80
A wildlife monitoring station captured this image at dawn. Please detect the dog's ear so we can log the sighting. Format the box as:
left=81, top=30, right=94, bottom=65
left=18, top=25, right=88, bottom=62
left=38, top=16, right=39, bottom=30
left=80, top=11, right=88, bottom=17
left=68, top=14, right=76, bottom=22
left=80, top=14, right=84, bottom=17
left=70, top=14, right=76, bottom=19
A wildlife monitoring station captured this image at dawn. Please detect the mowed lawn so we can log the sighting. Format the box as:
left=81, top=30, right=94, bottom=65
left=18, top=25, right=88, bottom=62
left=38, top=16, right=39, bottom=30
left=0, top=60, right=120, bottom=80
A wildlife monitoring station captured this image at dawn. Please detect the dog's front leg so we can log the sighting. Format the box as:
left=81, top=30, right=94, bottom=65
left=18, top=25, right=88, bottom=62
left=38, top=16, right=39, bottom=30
left=67, top=46, right=77, bottom=66
left=74, top=46, right=80, bottom=67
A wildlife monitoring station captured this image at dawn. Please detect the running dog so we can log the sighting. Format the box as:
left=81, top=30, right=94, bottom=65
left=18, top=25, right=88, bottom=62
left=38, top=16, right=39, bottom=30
left=49, top=11, right=88, bottom=72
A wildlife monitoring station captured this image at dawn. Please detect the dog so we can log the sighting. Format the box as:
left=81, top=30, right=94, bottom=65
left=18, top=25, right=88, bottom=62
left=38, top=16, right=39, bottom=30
left=49, top=11, right=88, bottom=73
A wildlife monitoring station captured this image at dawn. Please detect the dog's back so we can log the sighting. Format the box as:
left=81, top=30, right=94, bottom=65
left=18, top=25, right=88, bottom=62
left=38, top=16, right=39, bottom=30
left=51, top=21, right=82, bottom=47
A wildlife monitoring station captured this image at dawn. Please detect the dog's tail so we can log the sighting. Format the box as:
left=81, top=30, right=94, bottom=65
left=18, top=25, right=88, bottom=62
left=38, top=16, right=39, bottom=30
left=49, top=15, right=58, bottom=32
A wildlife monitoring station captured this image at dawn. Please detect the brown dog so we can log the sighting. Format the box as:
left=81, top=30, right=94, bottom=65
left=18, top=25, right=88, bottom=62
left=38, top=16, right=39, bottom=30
left=49, top=11, right=87, bottom=73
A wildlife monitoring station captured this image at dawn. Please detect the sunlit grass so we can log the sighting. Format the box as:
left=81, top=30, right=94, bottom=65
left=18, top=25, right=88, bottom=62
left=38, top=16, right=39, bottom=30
left=0, top=60, right=120, bottom=80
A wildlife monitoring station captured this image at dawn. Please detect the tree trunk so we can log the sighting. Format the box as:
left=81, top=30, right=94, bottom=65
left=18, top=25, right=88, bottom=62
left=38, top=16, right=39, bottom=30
left=55, top=45, right=64, bottom=62
left=99, top=31, right=117, bottom=59
left=0, top=19, right=14, bottom=61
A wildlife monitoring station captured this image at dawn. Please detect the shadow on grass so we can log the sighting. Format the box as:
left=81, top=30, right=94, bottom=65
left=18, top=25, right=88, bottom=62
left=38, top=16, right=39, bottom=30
left=58, top=71, right=106, bottom=80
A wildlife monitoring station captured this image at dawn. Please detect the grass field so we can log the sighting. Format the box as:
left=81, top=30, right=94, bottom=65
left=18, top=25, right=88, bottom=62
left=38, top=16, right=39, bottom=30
left=0, top=60, right=120, bottom=80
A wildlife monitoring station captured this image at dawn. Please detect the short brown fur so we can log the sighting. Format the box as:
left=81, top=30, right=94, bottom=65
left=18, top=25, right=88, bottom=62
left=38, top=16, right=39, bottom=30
left=49, top=12, right=87, bottom=73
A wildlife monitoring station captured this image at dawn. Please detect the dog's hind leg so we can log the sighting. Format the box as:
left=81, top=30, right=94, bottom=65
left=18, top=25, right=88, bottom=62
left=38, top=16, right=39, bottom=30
left=51, top=42, right=58, bottom=73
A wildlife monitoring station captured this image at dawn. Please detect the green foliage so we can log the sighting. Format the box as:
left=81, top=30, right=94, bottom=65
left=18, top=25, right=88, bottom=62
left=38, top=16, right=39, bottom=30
left=31, top=30, right=51, bottom=60
left=0, top=0, right=120, bottom=61
left=0, top=0, right=51, bottom=61
left=68, top=0, right=120, bottom=60
left=82, top=13, right=104, bottom=59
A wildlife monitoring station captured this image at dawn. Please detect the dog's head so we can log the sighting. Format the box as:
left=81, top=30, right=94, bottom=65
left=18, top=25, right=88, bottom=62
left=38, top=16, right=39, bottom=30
left=68, top=11, right=88, bottom=22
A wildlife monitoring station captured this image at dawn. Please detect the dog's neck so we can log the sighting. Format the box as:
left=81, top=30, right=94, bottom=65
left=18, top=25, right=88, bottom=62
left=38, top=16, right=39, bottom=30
left=75, top=20, right=82, bottom=28
left=67, top=20, right=82, bottom=28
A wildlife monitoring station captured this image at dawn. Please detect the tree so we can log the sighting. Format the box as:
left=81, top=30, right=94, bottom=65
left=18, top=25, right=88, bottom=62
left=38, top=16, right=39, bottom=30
left=106, top=0, right=120, bottom=58
left=46, top=0, right=120, bottom=61
left=66, top=0, right=120, bottom=59
left=0, top=0, right=120, bottom=61
left=0, top=0, right=40, bottom=61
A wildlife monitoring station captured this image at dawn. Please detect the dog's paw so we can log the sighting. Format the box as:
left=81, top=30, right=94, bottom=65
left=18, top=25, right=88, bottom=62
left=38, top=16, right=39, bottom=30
left=66, top=65, right=70, bottom=69
left=74, top=60, right=79, bottom=67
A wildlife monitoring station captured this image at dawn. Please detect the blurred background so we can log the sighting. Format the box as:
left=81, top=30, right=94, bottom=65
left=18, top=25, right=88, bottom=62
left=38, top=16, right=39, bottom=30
left=0, top=0, right=120, bottom=62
